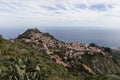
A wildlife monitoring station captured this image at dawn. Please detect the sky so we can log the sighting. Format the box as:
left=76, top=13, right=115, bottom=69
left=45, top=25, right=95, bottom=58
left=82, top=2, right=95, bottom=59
left=0, top=0, right=120, bottom=28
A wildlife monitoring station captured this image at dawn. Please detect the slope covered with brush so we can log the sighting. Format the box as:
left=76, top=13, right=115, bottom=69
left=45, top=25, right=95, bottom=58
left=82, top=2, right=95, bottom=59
left=0, top=37, right=77, bottom=80
left=0, top=28, right=120, bottom=80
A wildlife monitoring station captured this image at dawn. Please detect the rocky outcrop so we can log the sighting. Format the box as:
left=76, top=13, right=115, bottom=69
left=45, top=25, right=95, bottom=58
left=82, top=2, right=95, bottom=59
left=50, top=55, right=69, bottom=67
left=81, top=64, right=96, bottom=75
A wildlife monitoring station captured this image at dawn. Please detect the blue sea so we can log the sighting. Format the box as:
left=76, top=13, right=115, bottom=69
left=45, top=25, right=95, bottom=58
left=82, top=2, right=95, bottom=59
left=0, top=27, right=120, bottom=48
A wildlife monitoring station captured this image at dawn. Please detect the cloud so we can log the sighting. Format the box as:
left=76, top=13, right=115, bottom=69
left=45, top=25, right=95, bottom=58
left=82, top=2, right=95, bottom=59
left=0, top=0, right=117, bottom=16
left=90, top=4, right=107, bottom=11
left=75, top=4, right=87, bottom=9
left=55, top=4, right=67, bottom=10
left=43, top=6, right=57, bottom=11
left=90, top=4, right=113, bottom=11
left=0, top=0, right=120, bottom=28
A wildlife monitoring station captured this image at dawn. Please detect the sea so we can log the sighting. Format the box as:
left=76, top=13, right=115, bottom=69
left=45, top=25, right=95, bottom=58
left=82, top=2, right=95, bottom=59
left=0, top=27, right=120, bottom=48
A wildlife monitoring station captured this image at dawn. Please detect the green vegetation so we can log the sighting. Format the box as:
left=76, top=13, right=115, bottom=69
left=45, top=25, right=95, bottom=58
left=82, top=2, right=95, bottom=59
left=1, top=29, right=120, bottom=80
left=18, top=28, right=40, bottom=39
left=0, top=38, right=77, bottom=80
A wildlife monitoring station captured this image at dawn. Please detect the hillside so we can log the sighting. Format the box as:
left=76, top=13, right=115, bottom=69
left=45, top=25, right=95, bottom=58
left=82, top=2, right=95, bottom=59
left=0, top=37, right=78, bottom=80
left=0, top=28, right=120, bottom=80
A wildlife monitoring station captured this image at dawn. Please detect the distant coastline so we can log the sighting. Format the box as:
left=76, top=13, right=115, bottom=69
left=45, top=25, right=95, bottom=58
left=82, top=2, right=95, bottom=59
left=0, top=27, right=120, bottom=48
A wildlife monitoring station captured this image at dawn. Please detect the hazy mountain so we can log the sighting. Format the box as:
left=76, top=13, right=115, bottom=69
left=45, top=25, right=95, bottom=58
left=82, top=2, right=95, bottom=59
left=0, top=28, right=120, bottom=80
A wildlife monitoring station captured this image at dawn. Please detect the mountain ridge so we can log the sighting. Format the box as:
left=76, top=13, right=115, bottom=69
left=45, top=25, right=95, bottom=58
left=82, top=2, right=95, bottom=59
left=0, top=28, right=120, bottom=80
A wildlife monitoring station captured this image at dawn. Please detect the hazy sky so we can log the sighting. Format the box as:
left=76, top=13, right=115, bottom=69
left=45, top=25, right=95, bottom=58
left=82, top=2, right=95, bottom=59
left=0, top=0, right=120, bottom=28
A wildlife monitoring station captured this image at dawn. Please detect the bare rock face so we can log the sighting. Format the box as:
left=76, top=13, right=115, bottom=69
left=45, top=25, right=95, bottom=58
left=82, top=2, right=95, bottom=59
left=50, top=55, right=69, bottom=67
